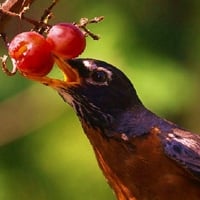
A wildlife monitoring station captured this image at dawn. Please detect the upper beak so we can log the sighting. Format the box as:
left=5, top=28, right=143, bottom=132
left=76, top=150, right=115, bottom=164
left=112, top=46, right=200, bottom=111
left=25, top=56, right=80, bottom=89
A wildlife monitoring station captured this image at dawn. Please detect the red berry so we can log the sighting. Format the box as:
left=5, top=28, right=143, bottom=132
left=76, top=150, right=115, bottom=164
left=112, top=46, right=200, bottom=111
left=8, top=31, right=54, bottom=77
left=46, top=23, right=86, bottom=59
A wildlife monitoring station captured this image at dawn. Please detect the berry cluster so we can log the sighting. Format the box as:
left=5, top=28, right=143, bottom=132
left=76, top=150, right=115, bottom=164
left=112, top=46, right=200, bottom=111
left=0, top=0, right=103, bottom=78
left=8, top=23, right=86, bottom=77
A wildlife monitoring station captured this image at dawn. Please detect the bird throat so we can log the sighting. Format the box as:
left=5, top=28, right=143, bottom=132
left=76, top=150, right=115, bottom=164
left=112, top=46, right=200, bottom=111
left=58, top=87, right=114, bottom=133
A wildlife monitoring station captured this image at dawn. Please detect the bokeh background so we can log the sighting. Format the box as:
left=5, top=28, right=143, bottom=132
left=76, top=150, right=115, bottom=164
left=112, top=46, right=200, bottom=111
left=0, top=0, right=200, bottom=199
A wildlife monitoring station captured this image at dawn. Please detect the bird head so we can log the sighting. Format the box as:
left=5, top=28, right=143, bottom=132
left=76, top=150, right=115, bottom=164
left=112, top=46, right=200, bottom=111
left=30, top=58, right=142, bottom=132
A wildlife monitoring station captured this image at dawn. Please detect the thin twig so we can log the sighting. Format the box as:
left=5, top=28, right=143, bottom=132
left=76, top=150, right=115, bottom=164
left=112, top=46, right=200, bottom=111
left=32, top=0, right=59, bottom=33
left=75, top=16, right=104, bottom=40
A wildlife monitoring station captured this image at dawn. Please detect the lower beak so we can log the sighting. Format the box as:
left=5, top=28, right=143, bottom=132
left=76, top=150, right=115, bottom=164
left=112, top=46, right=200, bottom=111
left=25, top=56, right=80, bottom=89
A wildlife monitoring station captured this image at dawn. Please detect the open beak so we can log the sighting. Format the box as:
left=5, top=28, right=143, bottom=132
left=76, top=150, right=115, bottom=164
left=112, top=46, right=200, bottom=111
left=25, top=56, right=80, bottom=89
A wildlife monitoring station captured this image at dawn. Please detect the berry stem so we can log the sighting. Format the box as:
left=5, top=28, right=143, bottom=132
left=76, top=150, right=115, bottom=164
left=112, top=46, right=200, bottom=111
left=22, top=15, right=52, bottom=32
left=0, top=55, right=17, bottom=76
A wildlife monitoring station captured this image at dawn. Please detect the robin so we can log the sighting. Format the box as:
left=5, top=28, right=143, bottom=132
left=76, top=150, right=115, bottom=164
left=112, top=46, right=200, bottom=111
left=32, top=57, right=200, bottom=200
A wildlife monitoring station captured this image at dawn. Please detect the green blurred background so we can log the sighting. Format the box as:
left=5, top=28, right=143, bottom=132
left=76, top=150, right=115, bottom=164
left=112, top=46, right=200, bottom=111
left=0, top=0, right=200, bottom=199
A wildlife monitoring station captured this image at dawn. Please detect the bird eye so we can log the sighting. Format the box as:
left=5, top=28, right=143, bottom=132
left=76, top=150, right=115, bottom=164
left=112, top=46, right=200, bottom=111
left=91, top=70, right=108, bottom=83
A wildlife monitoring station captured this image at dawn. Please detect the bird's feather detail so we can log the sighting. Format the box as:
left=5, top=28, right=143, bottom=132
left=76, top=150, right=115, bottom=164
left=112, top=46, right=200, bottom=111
left=161, top=128, right=200, bottom=180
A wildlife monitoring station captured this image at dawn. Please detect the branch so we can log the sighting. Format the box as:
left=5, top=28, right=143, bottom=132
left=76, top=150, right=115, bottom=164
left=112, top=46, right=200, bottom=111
left=0, top=0, right=36, bottom=32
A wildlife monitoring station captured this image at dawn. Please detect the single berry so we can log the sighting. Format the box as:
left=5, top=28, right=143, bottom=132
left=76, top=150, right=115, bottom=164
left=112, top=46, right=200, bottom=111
left=8, top=31, right=54, bottom=77
left=46, top=23, right=86, bottom=59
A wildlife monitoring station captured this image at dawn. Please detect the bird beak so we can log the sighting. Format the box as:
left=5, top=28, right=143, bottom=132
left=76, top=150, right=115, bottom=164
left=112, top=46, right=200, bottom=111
left=25, top=56, right=80, bottom=89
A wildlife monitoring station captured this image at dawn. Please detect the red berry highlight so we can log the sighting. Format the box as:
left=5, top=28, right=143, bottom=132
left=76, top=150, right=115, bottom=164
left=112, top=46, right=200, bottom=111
left=8, top=31, right=54, bottom=77
left=46, top=23, right=86, bottom=59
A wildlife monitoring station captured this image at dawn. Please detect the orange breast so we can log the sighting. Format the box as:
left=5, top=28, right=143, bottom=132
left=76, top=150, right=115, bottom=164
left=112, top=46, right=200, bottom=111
left=82, top=124, right=200, bottom=200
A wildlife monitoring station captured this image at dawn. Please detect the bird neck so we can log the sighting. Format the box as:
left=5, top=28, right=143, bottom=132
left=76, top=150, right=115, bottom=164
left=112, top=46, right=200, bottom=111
left=78, top=101, right=175, bottom=139
left=111, top=104, right=175, bottom=137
